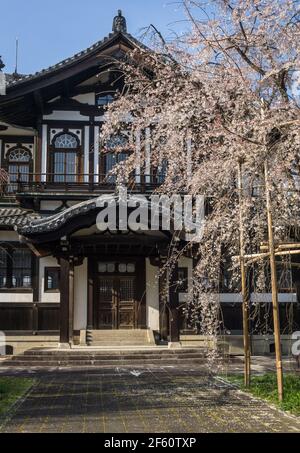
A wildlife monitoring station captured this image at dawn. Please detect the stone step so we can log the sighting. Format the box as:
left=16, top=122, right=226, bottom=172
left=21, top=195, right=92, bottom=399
left=11, top=353, right=206, bottom=362
left=4, top=358, right=209, bottom=368
left=90, top=331, right=152, bottom=346
left=24, top=348, right=206, bottom=356
left=91, top=330, right=148, bottom=334
left=1, top=347, right=213, bottom=368
left=91, top=330, right=149, bottom=337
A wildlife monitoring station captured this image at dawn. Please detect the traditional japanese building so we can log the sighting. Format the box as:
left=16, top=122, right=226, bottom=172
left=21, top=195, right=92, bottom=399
left=0, top=12, right=299, bottom=355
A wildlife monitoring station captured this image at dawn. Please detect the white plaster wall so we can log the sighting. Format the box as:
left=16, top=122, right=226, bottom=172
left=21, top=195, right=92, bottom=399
left=72, top=93, right=95, bottom=105
left=146, top=259, right=160, bottom=331
left=40, top=200, right=63, bottom=211
left=43, top=111, right=89, bottom=121
left=0, top=125, right=35, bottom=136
left=0, top=231, right=20, bottom=242
left=74, top=258, right=88, bottom=331
left=39, top=256, right=60, bottom=303
left=0, top=293, right=33, bottom=303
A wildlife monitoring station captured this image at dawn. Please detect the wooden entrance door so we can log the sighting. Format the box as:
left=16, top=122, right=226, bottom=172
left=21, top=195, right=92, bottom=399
left=97, top=276, right=136, bottom=329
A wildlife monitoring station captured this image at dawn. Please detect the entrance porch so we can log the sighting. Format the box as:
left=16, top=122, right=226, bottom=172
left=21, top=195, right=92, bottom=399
left=17, top=199, right=185, bottom=348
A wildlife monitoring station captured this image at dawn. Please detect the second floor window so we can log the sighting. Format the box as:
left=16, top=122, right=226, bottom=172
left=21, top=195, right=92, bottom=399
left=7, top=147, right=32, bottom=191
left=101, top=135, right=130, bottom=183
left=96, top=92, right=114, bottom=107
left=51, top=133, right=81, bottom=183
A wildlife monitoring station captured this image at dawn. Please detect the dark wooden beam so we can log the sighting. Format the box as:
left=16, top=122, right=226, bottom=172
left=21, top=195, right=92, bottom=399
left=33, top=90, right=44, bottom=115
left=59, top=257, right=74, bottom=345
left=32, top=255, right=40, bottom=334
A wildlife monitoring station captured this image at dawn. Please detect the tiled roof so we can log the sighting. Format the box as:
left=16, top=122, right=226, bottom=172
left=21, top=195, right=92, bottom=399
left=0, top=208, right=41, bottom=229
left=6, top=31, right=150, bottom=89
left=19, top=199, right=98, bottom=235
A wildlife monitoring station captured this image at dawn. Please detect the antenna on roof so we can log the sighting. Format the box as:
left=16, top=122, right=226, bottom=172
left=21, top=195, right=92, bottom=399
left=14, top=37, right=19, bottom=75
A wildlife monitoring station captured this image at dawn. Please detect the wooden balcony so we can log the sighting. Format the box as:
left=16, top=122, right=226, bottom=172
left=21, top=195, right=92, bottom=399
left=0, top=173, right=165, bottom=201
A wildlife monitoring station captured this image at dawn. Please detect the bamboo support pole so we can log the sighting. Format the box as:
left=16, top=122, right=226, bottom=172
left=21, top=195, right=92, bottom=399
left=238, top=160, right=251, bottom=387
left=264, top=160, right=284, bottom=402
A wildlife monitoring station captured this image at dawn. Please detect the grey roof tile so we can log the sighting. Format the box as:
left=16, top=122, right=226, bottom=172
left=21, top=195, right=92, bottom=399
left=6, top=31, right=149, bottom=89
left=0, top=208, right=41, bottom=229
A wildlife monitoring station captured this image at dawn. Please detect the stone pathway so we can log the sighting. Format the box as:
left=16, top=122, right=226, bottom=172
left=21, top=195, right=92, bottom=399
left=1, top=367, right=299, bottom=433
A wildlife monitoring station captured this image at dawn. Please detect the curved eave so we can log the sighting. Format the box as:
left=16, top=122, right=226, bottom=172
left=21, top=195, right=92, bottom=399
left=0, top=32, right=145, bottom=127
left=4, top=32, right=145, bottom=98
left=17, top=198, right=172, bottom=245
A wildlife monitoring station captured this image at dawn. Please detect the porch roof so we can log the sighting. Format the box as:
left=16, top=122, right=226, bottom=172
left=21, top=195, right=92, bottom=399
left=0, top=206, right=40, bottom=230
left=17, top=197, right=172, bottom=246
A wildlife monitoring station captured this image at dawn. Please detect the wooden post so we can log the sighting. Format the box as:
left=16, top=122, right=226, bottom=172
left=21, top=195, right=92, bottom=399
left=32, top=256, right=40, bottom=335
left=238, top=160, right=251, bottom=387
left=264, top=160, right=284, bottom=402
left=86, top=257, right=94, bottom=346
left=169, top=263, right=180, bottom=344
left=159, top=258, right=169, bottom=341
left=68, top=258, right=74, bottom=345
left=59, top=257, right=74, bottom=346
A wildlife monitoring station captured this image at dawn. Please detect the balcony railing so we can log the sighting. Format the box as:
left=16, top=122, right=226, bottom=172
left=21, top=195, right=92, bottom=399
left=0, top=173, right=166, bottom=198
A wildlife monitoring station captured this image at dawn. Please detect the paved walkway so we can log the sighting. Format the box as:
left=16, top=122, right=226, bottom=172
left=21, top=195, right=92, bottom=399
left=1, top=367, right=300, bottom=433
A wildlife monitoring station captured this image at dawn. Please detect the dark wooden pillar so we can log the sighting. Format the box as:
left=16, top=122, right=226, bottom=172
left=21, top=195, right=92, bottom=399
left=86, top=257, right=94, bottom=345
left=159, top=259, right=169, bottom=341
left=136, top=257, right=146, bottom=328
left=89, top=119, right=95, bottom=188
left=60, top=257, right=74, bottom=345
left=32, top=256, right=40, bottom=335
left=169, top=264, right=180, bottom=343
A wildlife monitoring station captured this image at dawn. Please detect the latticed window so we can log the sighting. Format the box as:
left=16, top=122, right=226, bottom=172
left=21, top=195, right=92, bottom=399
left=98, top=262, right=136, bottom=274
left=54, top=134, right=78, bottom=149
left=9, top=148, right=31, bottom=162
left=51, top=133, right=80, bottom=183
left=45, top=267, right=60, bottom=292
left=0, top=246, right=33, bottom=289
left=12, top=249, right=32, bottom=288
left=0, top=249, right=7, bottom=288
left=7, top=147, right=32, bottom=191
left=102, top=135, right=130, bottom=183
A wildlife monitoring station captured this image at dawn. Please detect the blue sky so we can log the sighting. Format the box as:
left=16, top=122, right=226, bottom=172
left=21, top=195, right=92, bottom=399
left=0, top=0, right=186, bottom=75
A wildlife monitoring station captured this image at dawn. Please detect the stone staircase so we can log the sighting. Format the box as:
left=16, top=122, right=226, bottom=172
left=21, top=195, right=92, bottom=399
left=2, top=347, right=213, bottom=368
left=89, top=329, right=155, bottom=347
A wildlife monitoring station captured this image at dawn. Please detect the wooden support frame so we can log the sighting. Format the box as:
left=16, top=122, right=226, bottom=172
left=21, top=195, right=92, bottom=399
left=238, top=160, right=251, bottom=387
left=264, top=160, right=284, bottom=402
left=59, top=256, right=74, bottom=346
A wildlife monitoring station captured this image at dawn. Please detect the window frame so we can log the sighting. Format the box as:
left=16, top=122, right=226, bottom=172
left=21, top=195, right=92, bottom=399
left=5, top=146, right=33, bottom=190
left=96, top=92, right=115, bottom=107
left=0, top=244, right=34, bottom=293
left=44, top=267, right=61, bottom=293
left=49, top=131, right=82, bottom=183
